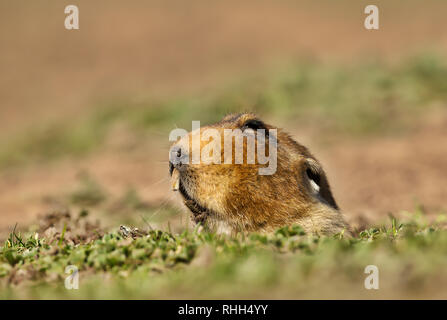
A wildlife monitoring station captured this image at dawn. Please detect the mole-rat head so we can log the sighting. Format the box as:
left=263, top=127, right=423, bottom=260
left=168, top=113, right=339, bottom=234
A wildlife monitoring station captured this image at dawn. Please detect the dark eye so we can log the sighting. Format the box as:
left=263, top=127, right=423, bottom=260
left=241, top=119, right=266, bottom=131
left=306, top=168, right=321, bottom=186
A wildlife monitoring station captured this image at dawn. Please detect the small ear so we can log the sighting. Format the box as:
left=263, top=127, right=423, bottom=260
left=304, top=158, right=339, bottom=210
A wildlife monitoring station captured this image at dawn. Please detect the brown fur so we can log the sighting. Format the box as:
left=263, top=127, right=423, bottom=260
left=169, top=113, right=351, bottom=236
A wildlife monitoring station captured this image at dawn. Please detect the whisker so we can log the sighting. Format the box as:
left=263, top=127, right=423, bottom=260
left=140, top=177, right=170, bottom=193
left=144, top=193, right=177, bottom=221
left=145, top=129, right=169, bottom=137
left=155, top=161, right=169, bottom=164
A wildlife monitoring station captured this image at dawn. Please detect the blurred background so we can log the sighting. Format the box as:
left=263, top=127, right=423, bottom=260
left=1, top=0, right=447, bottom=236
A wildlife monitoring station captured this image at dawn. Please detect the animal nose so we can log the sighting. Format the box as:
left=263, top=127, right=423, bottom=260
left=169, top=145, right=188, bottom=175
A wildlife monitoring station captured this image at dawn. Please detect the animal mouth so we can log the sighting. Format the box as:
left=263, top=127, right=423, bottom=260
left=172, top=168, right=209, bottom=225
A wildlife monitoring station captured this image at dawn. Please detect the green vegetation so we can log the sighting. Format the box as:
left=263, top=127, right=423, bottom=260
left=1, top=211, right=446, bottom=299
left=1, top=54, right=447, bottom=169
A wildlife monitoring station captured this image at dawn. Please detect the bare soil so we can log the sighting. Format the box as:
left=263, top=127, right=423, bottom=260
left=2, top=0, right=447, bottom=133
